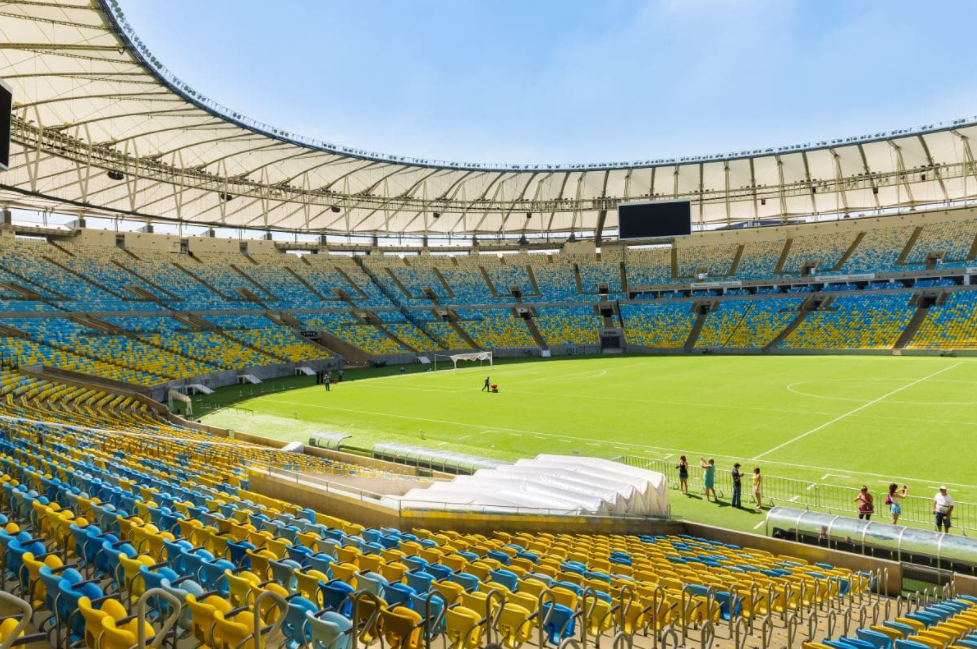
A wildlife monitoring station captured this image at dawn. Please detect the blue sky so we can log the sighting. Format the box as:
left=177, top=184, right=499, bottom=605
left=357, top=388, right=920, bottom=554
left=120, top=0, right=977, bottom=166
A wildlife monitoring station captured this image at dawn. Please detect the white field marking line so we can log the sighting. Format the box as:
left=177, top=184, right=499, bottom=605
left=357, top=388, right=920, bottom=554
left=787, top=379, right=977, bottom=407
left=506, top=388, right=839, bottom=418
left=806, top=484, right=817, bottom=491
left=789, top=495, right=800, bottom=503
left=822, top=473, right=852, bottom=481
left=787, top=382, right=869, bottom=403
left=847, top=413, right=977, bottom=428
left=259, top=395, right=977, bottom=491
left=753, top=362, right=962, bottom=461
left=753, top=521, right=766, bottom=530
left=586, top=442, right=601, bottom=447
left=662, top=453, right=674, bottom=460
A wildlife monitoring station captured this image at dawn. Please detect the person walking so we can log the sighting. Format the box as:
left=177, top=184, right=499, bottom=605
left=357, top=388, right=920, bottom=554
left=731, top=463, right=743, bottom=508
left=700, top=457, right=717, bottom=503
left=325, top=371, right=332, bottom=391
left=934, top=486, right=954, bottom=533
left=887, top=483, right=908, bottom=525
left=752, top=467, right=763, bottom=510
left=854, top=486, right=874, bottom=520
left=482, top=376, right=491, bottom=392
left=677, top=456, right=690, bottom=495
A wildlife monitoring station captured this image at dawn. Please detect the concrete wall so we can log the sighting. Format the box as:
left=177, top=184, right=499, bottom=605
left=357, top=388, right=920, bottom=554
left=955, top=573, right=977, bottom=597
left=123, top=232, right=182, bottom=252
left=674, top=204, right=977, bottom=250
left=187, top=236, right=241, bottom=254
left=73, top=229, right=118, bottom=247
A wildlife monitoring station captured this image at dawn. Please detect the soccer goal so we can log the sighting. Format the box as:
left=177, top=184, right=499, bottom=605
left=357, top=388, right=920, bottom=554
left=434, top=351, right=493, bottom=371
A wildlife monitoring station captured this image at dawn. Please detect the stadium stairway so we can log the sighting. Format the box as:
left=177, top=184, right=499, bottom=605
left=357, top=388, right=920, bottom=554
left=173, top=260, right=237, bottom=302
left=354, top=258, right=443, bottom=351
left=766, top=298, right=819, bottom=350
left=231, top=263, right=279, bottom=302
left=430, top=266, right=457, bottom=300
left=41, top=253, right=131, bottom=303
left=0, top=257, right=71, bottom=304
left=683, top=303, right=712, bottom=351
left=478, top=265, right=503, bottom=298
left=573, top=262, right=586, bottom=294
left=109, top=256, right=182, bottom=301
left=896, top=226, right=924, bottom=265
left=313, top=329, right=375, bottom=365
left=25, top=362, right=150, bottom=394
left=283, top=265, right=329, bottom=300
left=773, top=238, right=794, bottom=274
left=220, top=328, right=293, bottom=364
left=893, top=297, right=934, bottom=351
left=521, top=312, right=550, bottom=351
left=449, top=318, right=481, bottom=349
left=382, top=267, right=415, bottom=300
left=136, top=332, right=229, bottom=370
left=327, top=264, right=371, bottom=301
left=726, top=244, right=746, bottom=276
left=527, top=264, right=543, bottom=295
left=833, top=233, right=867, bottom=271
left=68, top=314, right=123, bottom=334
left=375, top=322, right=419, bottom=353
left=265, top=311, right=343, bottom=359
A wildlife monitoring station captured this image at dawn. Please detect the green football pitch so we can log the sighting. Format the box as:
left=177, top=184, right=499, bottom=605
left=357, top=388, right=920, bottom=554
left=199, top=355, right=977, bottom=531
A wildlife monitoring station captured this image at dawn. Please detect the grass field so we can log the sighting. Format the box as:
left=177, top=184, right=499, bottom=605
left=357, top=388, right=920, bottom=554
left=199, top=355, right=977, bottom=532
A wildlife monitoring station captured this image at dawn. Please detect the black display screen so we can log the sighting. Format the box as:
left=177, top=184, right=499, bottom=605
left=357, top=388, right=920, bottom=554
left=618, top=200, right=691, bottom=239
left=0, top=79, right=10, bottom=171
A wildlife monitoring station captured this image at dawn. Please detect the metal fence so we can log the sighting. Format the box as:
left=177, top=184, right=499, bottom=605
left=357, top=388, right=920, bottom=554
left=616, top=454, right=977, bottom=533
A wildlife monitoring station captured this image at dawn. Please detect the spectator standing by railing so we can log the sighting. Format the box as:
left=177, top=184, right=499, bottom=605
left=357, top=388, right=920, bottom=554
left=700, top=457, right=717, bottom=503
left=934, top=486, right=954, bottom=532
left=887, top=483, right=908, bottom=525
left=855, top=486, right=874, bottom=520
left=752, top=467, right=762, bottom=510
left=677, top=456, right=689, bottom=495
left=731, top=463, right=743, bottom=508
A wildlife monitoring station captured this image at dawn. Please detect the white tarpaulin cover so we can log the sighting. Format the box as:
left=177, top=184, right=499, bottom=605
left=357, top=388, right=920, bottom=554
left=398, top=455, right=668, bottom=516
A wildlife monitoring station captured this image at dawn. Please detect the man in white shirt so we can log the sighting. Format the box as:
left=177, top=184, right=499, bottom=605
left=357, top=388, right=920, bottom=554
left=933, top=486, right=954, bottom=532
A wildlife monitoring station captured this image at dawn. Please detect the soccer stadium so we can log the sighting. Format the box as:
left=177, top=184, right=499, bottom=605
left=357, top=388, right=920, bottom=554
left=2, top=2, right=977, bottom=649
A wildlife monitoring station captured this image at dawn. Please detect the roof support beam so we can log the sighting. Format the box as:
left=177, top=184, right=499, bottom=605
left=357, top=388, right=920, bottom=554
left=916, top=134, right=949, bottom=204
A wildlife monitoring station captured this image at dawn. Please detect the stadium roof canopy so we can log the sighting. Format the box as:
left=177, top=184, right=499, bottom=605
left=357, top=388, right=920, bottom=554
left=4, top=0, right=977, bottom=238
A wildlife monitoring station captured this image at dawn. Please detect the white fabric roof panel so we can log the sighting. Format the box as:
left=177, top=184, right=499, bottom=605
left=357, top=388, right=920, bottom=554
left=3, top=0, right=977, bottom=235
left=398, top=455, right=668, bottom=517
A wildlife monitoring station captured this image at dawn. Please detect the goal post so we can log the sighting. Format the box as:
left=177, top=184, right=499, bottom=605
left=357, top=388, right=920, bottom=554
left=434, top=351, right=493, bottom=371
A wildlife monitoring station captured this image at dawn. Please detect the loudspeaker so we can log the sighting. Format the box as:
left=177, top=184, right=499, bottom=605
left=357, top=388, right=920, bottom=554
left=0, top=78, right=11, bottom=171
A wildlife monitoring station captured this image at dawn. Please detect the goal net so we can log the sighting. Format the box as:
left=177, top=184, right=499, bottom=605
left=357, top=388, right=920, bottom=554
left=434, top=351, right=493, bottom=371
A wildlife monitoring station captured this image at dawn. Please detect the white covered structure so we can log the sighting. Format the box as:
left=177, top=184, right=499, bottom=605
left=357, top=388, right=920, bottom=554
left=398, top=455, right=668, bottom=517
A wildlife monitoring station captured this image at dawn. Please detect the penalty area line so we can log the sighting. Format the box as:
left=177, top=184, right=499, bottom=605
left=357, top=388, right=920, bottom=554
left=753, top=362, right=961, bottom=461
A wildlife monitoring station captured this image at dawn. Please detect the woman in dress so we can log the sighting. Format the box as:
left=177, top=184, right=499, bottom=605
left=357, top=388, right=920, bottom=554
left=677, top=456, right=689, bottom=495
left=854, top=486, right=874, bottom=521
